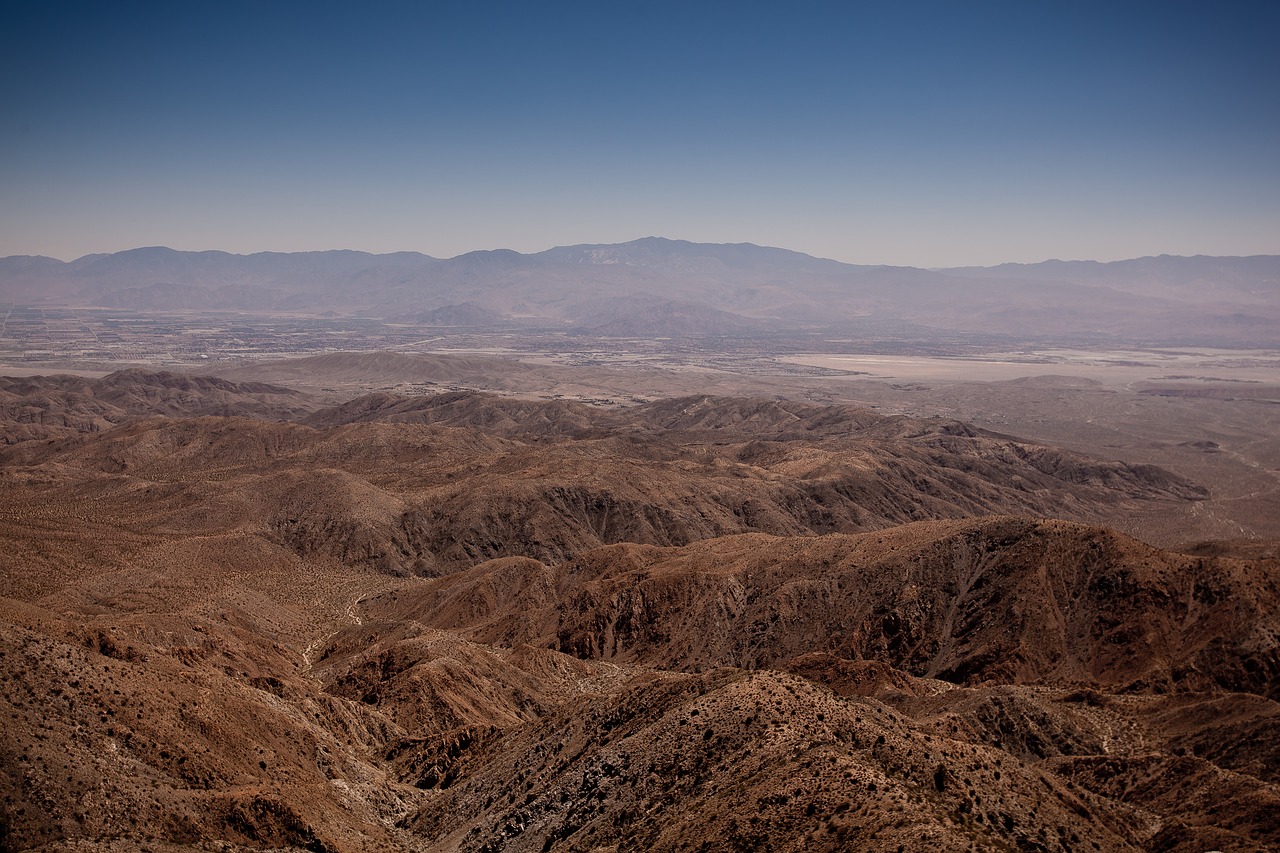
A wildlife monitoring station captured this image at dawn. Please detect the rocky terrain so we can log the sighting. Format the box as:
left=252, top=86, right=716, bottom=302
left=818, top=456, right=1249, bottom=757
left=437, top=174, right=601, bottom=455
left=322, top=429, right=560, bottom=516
left=0, top=370, right=316, bottom=444
left=0, top=375, right=1207, bottom=577
left=1, top=370, right=1278, bottom=851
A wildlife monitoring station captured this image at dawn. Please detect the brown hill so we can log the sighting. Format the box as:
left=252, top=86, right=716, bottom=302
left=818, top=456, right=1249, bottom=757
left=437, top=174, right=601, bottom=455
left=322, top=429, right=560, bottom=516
left=3, top=515, right=1278, bottom=851
left=1, top=390, right=1275, bottom=851
left=0, top=394, right=1206, bottom=579
left=0, top=589, right=651, bottom=851
left=360, top=517, right=1280, bottom=698
left=301, top=390, right=627, bottom=437
left=0, top=369, right=316, bottom=444
left=401, top=668, right=1145, bottom=853
left=307, top=521, right=1278, bottom=852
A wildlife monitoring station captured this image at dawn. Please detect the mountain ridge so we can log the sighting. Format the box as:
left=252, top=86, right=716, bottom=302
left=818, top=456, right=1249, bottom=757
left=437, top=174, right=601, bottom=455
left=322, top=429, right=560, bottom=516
left=2, top=374, right=1278, bottom=850
left=4, top=240, right=1278, bottom=345
left=8, top=238, right=1275, bottom=271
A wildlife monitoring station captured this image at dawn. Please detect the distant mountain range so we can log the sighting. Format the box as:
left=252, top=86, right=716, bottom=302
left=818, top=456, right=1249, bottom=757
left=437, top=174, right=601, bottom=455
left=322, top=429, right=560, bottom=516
left=3, top=238, right=1278, bottom=345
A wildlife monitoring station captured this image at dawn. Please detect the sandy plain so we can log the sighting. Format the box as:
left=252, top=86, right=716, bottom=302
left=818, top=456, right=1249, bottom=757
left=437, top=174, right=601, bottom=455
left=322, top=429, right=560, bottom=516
left=780, top=348, right=1280, bottom=385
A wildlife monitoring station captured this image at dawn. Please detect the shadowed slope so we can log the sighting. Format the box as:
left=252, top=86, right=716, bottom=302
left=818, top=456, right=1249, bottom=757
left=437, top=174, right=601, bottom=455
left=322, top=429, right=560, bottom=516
left=1, top=394, right=1207, bottom=579
left=365, top=517, right=1280, bottom=697
left=2, top=388, right=1275, bottom=851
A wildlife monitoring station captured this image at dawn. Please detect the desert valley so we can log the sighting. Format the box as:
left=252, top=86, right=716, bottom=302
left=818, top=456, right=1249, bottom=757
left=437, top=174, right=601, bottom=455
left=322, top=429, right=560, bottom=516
left=1, top=241, right=1279, bottom=852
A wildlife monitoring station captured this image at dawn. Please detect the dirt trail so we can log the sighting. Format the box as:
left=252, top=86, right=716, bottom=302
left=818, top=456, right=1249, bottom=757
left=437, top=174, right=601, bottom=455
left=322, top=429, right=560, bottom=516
left=302, top=592, right=368, bottom=672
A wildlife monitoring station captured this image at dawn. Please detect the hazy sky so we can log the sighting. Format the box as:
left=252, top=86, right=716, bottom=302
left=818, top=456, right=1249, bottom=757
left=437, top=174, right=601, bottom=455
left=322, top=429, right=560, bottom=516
left=3, top=1, right=1277, bottom=266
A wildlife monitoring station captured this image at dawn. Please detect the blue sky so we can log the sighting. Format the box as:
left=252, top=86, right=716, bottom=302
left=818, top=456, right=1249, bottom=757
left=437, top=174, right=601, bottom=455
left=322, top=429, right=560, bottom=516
left=3, top=1, right=1277, bottom=266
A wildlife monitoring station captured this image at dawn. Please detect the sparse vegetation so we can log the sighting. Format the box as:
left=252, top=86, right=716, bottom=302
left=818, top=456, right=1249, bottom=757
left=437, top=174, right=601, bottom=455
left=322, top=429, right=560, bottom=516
left=0, top=365, right=1277, bottom=851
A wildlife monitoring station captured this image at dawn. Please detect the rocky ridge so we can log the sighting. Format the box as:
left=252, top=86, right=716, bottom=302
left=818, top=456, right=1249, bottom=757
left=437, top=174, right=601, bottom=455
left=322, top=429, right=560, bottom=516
left=0, top=372, right=1276, bottom=851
